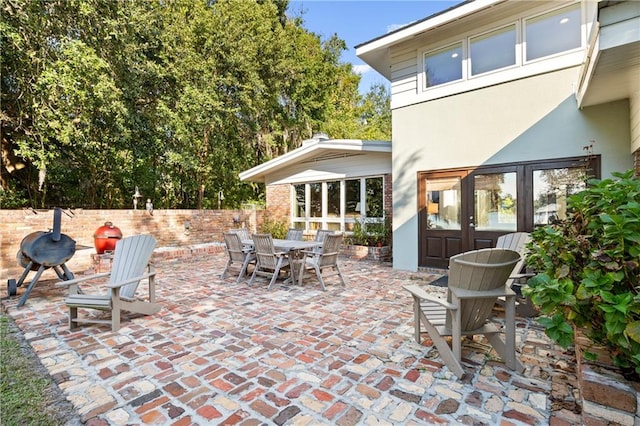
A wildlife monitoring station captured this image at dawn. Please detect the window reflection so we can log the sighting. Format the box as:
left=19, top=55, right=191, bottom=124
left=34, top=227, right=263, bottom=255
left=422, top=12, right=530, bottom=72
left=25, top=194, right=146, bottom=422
left=533, top=168, right=586, bottom=225
left=424, top=43, right=463, bottom=88
left=474, top=173, right=517, bottom=231
left=526, top=4, right=581, bottom=61
left=426, top=177, right=461, bottom=230
left=310, top=182, right=322, bottom=218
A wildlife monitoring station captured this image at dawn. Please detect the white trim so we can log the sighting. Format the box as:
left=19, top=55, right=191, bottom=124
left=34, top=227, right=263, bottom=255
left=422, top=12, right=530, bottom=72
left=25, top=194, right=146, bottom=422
left=239, top=139, right=391, bottom=183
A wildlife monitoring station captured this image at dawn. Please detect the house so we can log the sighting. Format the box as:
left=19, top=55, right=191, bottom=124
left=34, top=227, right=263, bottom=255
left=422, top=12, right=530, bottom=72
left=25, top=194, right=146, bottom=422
left=239, top=134, right=392, bottom=235
left=356, top=0, right=639, bottom=270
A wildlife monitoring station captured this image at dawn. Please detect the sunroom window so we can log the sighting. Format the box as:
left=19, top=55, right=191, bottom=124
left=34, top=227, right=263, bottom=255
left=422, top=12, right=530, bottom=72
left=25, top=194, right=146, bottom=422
left=424, top=42, right=463, bottom=88
left=525, top=4, right=581, bottom=62
left=291, top=177, right=385, bottom=232
left=470, top=25, right=516, bottom=76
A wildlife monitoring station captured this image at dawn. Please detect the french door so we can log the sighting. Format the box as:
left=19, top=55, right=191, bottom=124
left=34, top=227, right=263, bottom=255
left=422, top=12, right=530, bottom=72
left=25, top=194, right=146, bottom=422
left=418, top=156, right=599, bottom=268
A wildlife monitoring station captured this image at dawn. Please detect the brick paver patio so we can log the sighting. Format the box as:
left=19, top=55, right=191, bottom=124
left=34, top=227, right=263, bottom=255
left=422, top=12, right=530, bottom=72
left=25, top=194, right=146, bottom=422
left=2, top=252, right=582, bottom=425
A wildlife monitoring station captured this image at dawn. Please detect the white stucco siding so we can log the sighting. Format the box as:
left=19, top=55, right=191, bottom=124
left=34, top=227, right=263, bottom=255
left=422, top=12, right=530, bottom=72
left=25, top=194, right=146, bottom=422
left=631, top=92, right=640, bottom=154
left=264, top=153, right=391, bottom=186
left=391, top=66, right=632, bottom=271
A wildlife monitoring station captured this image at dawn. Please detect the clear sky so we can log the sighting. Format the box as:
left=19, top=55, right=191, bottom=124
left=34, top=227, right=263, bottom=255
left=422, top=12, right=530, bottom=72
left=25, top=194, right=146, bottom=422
left=287, top=0, right=464, bottom=94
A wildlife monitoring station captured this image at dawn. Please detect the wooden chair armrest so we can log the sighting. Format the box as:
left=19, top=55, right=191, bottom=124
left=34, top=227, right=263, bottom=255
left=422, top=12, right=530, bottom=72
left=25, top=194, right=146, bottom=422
left=403, top=284, right=457, bottom=310
left=449, top=285, right=515, bottom=299
left=106, top=271, right=156, bottom=289
left=55, top=272, right=111, bottom=288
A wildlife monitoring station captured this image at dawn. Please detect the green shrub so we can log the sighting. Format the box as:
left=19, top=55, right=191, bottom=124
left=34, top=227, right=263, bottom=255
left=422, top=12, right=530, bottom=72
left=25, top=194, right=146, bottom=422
left=346, top=216, right=391, bottom=246
left=524, top=170, right=640, bottom=373
left=261, top=217, right=288, bottom=239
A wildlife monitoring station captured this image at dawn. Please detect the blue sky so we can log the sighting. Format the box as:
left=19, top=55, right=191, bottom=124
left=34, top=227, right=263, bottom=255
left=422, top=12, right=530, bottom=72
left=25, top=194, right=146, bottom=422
left=287, top=0, right=463, bottom=94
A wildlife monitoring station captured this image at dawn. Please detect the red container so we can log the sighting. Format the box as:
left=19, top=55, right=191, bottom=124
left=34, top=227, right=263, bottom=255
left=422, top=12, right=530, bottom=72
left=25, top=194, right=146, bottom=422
left=93, top=222, right=123, bottom=254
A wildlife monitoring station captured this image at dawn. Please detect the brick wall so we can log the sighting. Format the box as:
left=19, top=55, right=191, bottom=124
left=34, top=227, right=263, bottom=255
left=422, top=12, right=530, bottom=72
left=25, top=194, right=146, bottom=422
left=384, top=173, right=393, bottom=221
left=1, top=209, right=263, bottom=279
left=266, top=184, right=290, bottom=221
left=635, top=149, right=640, bottom=176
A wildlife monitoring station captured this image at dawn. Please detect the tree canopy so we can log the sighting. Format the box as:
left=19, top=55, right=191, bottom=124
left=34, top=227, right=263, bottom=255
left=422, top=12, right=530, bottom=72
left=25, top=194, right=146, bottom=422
left=1, top=0, right=390, bottom=209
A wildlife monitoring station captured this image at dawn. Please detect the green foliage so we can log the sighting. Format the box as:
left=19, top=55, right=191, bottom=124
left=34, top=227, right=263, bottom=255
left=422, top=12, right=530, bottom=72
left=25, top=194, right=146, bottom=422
left=524, top=170, right=640, bottom=373
left=1, top=0, right=390, bottom=209
left=260, top=217, right=288, bottom=239
left=0, top=314, right=77, bottom=425
left=347, top=216, right=391, bottom=246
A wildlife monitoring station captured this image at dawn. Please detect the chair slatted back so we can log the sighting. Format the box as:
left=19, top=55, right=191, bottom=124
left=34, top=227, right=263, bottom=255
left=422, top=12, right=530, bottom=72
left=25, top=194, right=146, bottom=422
left=224, top=232, right=247, bottom=262
left=109, top=235, right=156, bottom=300
left=447, top=248, right=520, bottom=331
left=496, top=232, right=531, bottom=283
left=252, top=233, right=281, bottom=269
left=285, top=228, right=303, bottom=241
left=232, top=228, right=251, bottom=242
left=317, top=233, right=343, bottom=267
left=314, top=229, right=332, bottom=243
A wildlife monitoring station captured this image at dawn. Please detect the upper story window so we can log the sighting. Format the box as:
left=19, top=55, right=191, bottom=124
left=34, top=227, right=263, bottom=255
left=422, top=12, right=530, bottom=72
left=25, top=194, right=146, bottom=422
left=421, top=3, right=581, bottom=91
left=525, top=4, right=581, bottom=62
left=424, top=43, right=463, bottom=88
left=470, top=24, right=516, bottom=76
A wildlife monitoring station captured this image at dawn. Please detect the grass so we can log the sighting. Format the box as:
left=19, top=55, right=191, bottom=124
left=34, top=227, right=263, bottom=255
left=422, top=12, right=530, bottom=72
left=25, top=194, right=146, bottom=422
left=0, top=313, right=79, bottom=425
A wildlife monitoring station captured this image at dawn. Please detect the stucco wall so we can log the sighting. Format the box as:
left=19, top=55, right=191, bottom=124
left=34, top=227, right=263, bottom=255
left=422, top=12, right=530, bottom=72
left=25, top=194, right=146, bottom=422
left=1, top=209, right=262, bottom=280
left=391, top=66, right=633, bottom=271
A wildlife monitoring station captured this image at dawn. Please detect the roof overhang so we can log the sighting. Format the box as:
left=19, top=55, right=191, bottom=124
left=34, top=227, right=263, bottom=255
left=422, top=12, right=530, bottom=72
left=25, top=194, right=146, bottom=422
left=355, top=0, right=502, bottom=80
left=576, top=1, right=640, bottom=107
left=239, top=138, right=392, bottom=183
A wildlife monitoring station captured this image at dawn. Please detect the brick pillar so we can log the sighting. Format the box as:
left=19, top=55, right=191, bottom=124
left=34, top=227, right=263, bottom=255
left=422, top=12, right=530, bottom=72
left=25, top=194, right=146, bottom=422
left=265, top=184, right=290, bottom=222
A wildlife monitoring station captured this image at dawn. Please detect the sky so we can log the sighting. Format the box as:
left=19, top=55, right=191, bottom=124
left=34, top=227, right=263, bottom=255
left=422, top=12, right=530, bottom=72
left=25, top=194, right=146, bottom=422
left=287, top=0, right=464, bottom=94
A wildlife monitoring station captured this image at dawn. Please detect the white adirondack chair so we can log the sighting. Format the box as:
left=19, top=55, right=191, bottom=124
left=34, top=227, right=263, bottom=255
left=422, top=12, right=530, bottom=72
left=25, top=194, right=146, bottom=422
left=56, top=234, right=159, bottom=332
left=404, top=248, right=524, bottom=378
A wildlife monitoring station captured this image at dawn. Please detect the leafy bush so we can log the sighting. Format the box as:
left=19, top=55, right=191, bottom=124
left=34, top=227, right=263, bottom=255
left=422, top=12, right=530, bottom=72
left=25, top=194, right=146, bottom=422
left=524, top=170, right=640, bottom=372
left=346, top=217, right=391, bottom=246
left=260, top=217, right=288, bottom=239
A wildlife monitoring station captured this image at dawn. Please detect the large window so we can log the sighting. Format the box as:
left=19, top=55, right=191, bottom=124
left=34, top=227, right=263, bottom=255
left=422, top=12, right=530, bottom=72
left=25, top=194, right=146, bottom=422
left=525, top=5, right=581, bottom=62
left=470, top=25, right=516, bottom=76
left=424, top=43, right=463, bottom=88
left=533, top=168, right=587, bottom=225
left=422, top=3, right=581, bottom=91
left=291, top=176, right=385, bottom=232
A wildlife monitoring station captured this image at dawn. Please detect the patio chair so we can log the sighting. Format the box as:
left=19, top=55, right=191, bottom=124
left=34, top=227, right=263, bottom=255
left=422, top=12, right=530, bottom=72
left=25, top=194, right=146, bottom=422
left=495, top=232, right=537, bottom=316
left=231, top=228, right=251, bottom=243
left=285, top=228, right=303, bottom=240
left=404, top=248, right=524, bottom=378
left=56, top=234, right=159, bottom=332
left=221, top=231, right=256, bottom=283
left=299, top=232, right=347, bottom=290
left=249, top=233, right=290, bottom=289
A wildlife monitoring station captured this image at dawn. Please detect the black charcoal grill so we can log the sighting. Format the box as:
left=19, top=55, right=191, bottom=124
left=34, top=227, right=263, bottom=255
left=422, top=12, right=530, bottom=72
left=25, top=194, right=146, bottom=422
left=8, top=208, right=76, bottom=307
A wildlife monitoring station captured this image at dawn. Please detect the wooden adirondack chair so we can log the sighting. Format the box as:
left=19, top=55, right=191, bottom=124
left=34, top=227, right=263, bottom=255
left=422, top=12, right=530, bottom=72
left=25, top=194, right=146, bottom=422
left=299, top=233, right=347, bottom=290
left=56, top=235, right=158, bottom=332
left=495, top=232, right=537, bottom=316
left=221, top=231, right=256, bottom=283
left=404, top=248, right=524, bottom=378
left=249, top=233, right=290, bottom=289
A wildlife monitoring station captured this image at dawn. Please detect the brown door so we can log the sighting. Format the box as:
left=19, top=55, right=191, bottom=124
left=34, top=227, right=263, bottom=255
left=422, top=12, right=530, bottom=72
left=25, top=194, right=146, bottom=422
left=418, top=156, right=600, bottom=269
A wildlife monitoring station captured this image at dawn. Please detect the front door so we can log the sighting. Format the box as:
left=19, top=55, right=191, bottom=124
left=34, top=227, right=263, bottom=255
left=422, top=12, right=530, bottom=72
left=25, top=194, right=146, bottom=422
left=418, top=156, right=599, bottom=268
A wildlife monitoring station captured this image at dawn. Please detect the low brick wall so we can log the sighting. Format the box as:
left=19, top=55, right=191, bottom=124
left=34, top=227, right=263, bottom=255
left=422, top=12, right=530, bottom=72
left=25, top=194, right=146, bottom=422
left=0, top=209, right=262, bottom=280
left=575, top=330, right=640, bottom=425
left=341, top=244, right=392, bottom=262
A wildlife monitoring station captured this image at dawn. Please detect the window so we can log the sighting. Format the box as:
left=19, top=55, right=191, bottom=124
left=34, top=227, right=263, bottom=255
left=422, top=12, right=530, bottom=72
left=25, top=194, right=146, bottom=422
left=291, top=177, right=385, bottom=232
left=421, top=4, right=582, bottom=92
left=366, top=177, right=383, bottom=218
left=470, top=25, right=516, bottom=76
left=533, top=168, right=587, bottom=225
left=425, top=177, right=461, bottom=230
left=424, top=43, right=463, bottom=88
left=474, top=172, right=517, bottom=231
left=525, top=4, right=581, bottom=62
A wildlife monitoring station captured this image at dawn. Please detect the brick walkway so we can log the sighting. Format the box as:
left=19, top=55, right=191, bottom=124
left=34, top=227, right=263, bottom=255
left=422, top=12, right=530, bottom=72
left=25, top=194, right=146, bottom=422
left=2, top=252, right=582, bottom=425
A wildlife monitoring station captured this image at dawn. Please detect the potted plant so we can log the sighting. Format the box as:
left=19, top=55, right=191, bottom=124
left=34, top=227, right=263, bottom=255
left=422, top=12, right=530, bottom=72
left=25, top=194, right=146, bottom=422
left=524, top=170, right=640, bottom=375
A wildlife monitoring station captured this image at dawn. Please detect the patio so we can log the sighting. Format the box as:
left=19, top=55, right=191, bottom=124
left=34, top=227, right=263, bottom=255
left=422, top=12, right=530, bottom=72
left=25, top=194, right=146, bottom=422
left=1, top=250, right=581, bottom=425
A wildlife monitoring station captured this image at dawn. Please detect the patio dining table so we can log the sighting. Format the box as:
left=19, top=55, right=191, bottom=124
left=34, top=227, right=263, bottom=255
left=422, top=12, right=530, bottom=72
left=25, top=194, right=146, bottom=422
left=242, top=238, right=322, bottom=285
